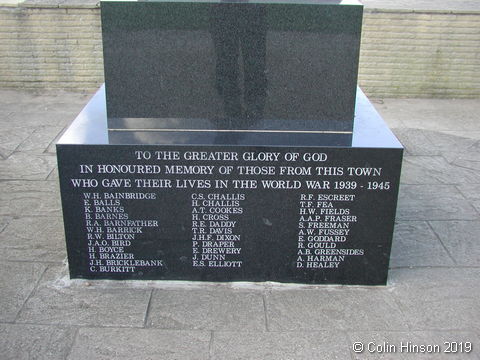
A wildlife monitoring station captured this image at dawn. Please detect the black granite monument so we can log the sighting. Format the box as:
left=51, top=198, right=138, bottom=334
left=57, top=0, right=403, bottom=285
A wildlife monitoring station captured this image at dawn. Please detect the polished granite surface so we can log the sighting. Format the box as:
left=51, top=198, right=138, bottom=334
left=101, top=0, right=363, bottom=133
left=58, top=85, right=402, bottom=149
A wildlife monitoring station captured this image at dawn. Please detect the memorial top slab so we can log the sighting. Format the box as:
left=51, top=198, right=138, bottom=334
left=58, top=85, right=402, bottom=149
left=101, top=0, right=363, bottom=134
left=100, top=0, right=361, bottom=5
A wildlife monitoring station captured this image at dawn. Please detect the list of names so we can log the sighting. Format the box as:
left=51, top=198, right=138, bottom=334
left=83, top=192, right=164, bottom=273
left=191, top=193, right=245, bottom=268
left=296, top=193, right=364, bottom=269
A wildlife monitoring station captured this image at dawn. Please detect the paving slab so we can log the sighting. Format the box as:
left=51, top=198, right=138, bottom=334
left=390, top=221, right=454, bottom=268
left=147, top=289, right=266, bottom=331
left=16, top=265, right=152, bottom=327
left=0, top=261, right=47, bottom=322
left=400, top=155, right=480, bottom=185
left=265, top=287, right=409, bottom=331
left=0, top=153, right=57, bottom=180
left=68, top=328, right=211, bottom=360
left=212, top=330, right=351, bottom=360
left=391, top=128, right=439, bottom=157
left=0, top=324, right=77, bottom=360
left=392, top=129, right=478, bottom=161
left=0, top=216, right=10, bottom=233
left=0, top=90, right=90, bottom=114
left=388, top=268, right=480, bottom=332
left=47, top=166, right=59, bottom=181
left=46, top=127, right=68, bottom=154
left=370, top=100, right=406, bottom=129
left=16, top=126, right=65, bottom=154
left=0, top=180, right=61, bottom=217
left=372, top=99, right=480, bottom=132
left=0, top=216, right=66, bottom=262
left=0, top=90, right=51, bottom=105
left=441, top=131, right=480, bottom=141
left=0, top=111, right=12, bottom=123
left=348, top=330, right=479, bottom=360
left=396, top=184, right=479, bottom=221
left=400, top=156, right=480, bottom=184
left=5, top=111, right=76, bottom=129
left=421, top=131, right=479, bottom=163
left=0, top=126, right=35, bottom=159
left=456, top=183, right=480, bottom=214
left=429, top=220, right=480, bottom=266
left=0, top=103, right=77, bottom=119
left=451, top=141, right=480, bottom=172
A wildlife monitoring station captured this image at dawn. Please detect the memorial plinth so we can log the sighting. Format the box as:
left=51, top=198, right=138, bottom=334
left=57, top=86, right=402, bottom=285
left=57, top=0, right=404, bottom=285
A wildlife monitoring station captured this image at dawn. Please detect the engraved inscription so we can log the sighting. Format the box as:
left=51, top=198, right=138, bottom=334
left=62, top=147, right=400, bottom=283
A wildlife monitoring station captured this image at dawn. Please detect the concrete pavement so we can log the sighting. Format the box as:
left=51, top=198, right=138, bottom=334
left=0, top=89, right=480, bottom=359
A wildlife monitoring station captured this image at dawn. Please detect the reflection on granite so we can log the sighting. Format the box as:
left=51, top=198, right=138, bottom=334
left=107, top=130, right=353, bottom=147
left=58, top=85, right=401, bottom=150
left=101, top=0, right=363, bottom=132
left=107, top=117, right=353, bottom=132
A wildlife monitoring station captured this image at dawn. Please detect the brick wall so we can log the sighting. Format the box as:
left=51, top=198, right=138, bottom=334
left=0, top=5, right=479, bottom=98
left=360, top=10, right=480, bottom=98
left=0, top=5, right=104, bottom=92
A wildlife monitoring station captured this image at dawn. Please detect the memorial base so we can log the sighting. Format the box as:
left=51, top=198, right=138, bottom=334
left=57, top=86, right=403, bottom=285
